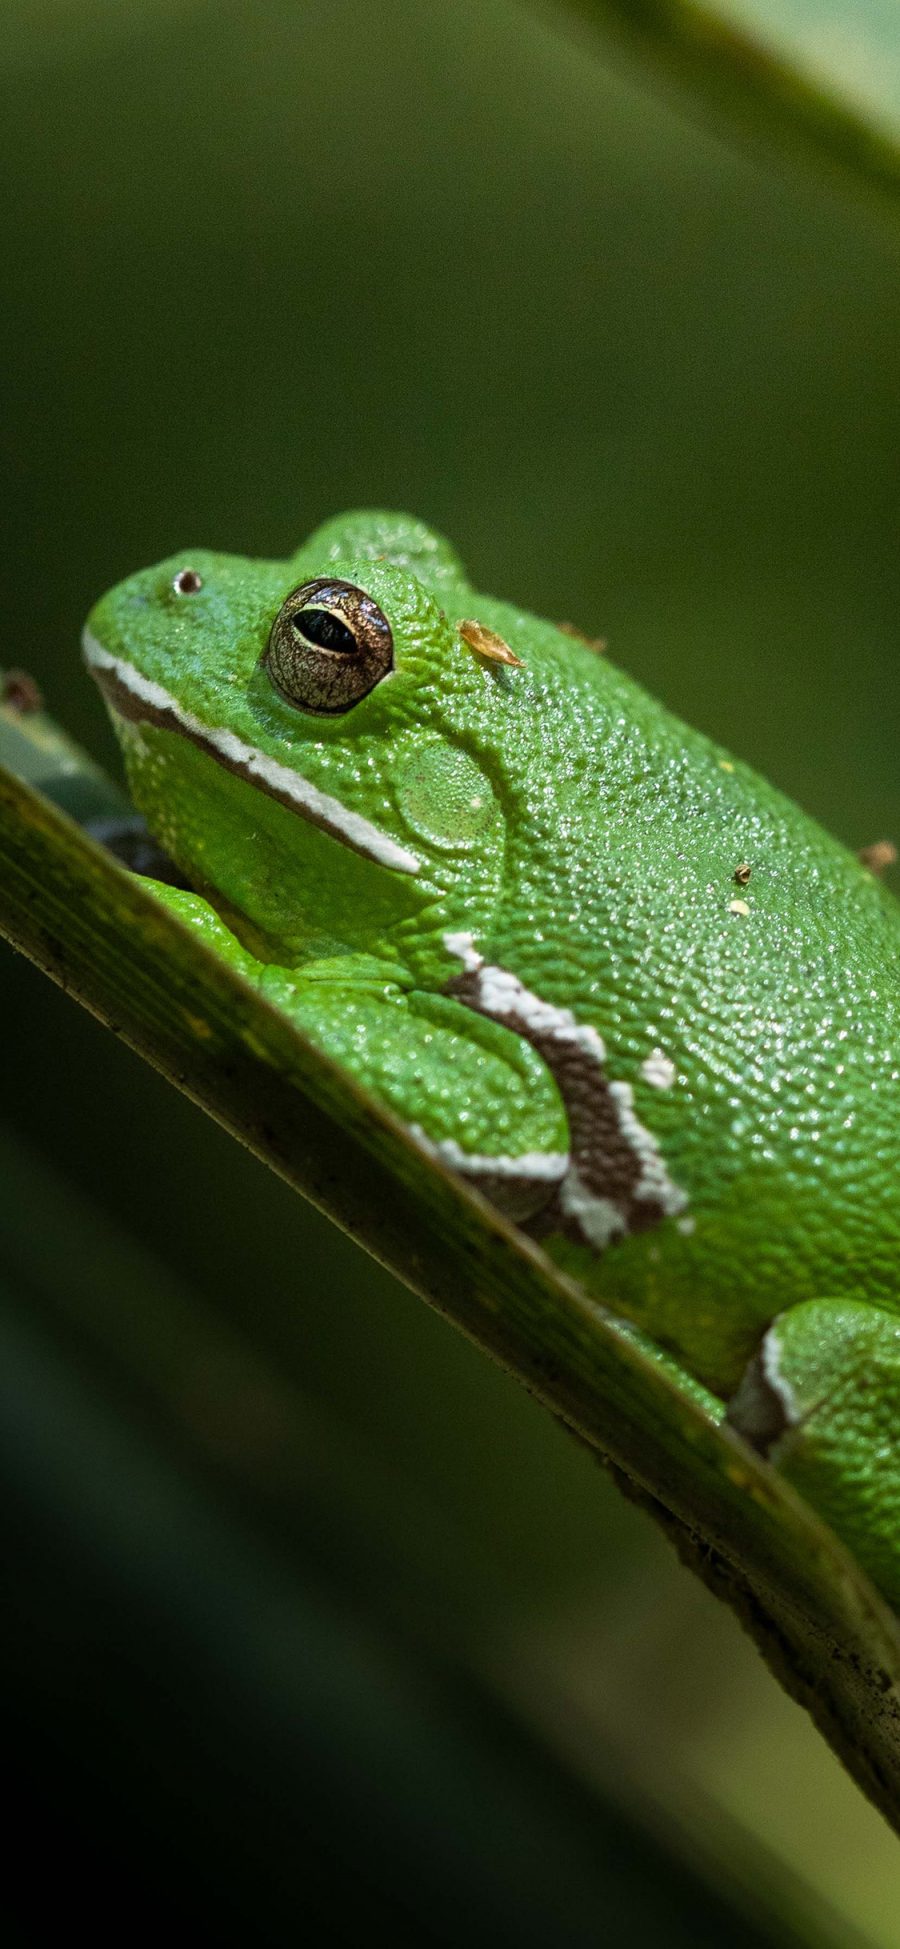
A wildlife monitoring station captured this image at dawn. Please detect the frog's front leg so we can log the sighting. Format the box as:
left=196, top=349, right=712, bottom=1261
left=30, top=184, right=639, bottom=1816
left=264, top=970, right=572, bottom=1222
left=727, top=1299, right=900, bottom=1611
left=147, top=884, right=569, bottom=1221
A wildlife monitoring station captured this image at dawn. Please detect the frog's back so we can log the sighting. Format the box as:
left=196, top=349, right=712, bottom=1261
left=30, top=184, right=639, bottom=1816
left=458, top=588, right=900, bottom=1386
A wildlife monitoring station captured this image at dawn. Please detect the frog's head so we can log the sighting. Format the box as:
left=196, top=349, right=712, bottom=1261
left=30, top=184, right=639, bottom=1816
left=83, top=511, right=534, bottom=969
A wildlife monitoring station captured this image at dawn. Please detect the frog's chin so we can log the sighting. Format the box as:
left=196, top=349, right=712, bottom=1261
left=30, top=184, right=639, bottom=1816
left=81, top=629, right=421, bottom=877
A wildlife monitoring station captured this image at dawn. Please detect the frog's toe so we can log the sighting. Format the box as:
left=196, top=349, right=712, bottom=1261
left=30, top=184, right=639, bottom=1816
left=727, top=1298, right=900, bottom=1612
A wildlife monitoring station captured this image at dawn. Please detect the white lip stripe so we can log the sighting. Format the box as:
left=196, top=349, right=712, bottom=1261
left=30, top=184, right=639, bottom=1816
left=82, top=629, right=421, bottom=876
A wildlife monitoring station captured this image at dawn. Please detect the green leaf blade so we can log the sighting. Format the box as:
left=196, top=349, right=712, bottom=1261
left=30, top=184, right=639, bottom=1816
left=3, top=751, right=900, bottom=1825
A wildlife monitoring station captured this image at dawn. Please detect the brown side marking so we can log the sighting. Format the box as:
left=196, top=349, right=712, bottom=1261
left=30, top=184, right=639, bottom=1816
left=447, top=965, right=672, bottom=1245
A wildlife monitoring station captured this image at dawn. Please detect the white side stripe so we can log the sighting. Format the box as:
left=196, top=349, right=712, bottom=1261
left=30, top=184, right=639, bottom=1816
left=761, top=1329, right=801, bottom=1429
left=442, top=931, right=689, bottom=1245
left=412, top=1130, right=568, bottom=1182
left=82, top=630, right=421, bottom=876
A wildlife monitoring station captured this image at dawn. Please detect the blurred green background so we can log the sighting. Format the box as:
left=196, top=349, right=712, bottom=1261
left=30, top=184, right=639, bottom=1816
left=2, top=0, right=900, bottom=1940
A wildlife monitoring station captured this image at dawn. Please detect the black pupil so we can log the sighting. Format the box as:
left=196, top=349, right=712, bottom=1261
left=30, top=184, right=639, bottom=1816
left=293, top=607, right=357, bottom=654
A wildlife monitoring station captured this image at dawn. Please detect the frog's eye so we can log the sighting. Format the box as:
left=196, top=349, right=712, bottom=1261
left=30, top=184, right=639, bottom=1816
left=265, top=577, right=393, bottom=714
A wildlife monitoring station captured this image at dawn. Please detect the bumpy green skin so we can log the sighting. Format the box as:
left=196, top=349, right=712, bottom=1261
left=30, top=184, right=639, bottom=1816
left=84, top=511, right=900, bottom=1608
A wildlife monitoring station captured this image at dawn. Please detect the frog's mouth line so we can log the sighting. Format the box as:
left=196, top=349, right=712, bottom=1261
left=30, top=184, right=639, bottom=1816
left=81, top=631, right=421, bottom=876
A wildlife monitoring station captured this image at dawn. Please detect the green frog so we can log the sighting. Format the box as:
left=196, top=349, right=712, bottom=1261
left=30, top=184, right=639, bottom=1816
left=83, top=509, right=900, bottom=1608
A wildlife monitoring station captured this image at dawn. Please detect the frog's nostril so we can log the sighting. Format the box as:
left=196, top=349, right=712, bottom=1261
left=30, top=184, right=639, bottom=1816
left=173, top=567, right=203, bottom=595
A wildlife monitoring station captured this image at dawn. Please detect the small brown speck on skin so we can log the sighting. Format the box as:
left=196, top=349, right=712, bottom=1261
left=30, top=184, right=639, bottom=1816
left=557, top=622, right=607, bottom=654
left=1, top=669, right=43, bottom=714
left=173, top=567, right=203, bottom=595
left=734, top=862, right=752, bottom=887
left=457, top=619, right=524, bottom=668
left=858, top=840, right=897, bottom=877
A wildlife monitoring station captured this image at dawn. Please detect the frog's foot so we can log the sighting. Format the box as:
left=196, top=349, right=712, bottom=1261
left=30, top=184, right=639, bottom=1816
left=256, top=962, right=573, bottom=1223
left=132, top=888, right=569, bottom=1214
left=727, top=1299, right=900, bottom=1612
left=131, top=881, right=267, bottom=978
